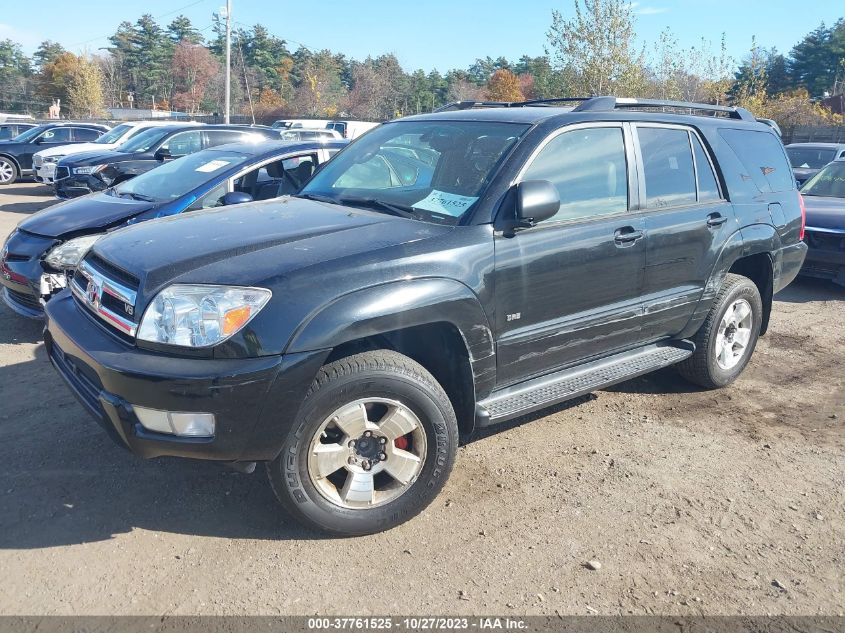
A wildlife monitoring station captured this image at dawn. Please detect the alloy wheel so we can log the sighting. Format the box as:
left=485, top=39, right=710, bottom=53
left=714, top=298, right=753, bottom=370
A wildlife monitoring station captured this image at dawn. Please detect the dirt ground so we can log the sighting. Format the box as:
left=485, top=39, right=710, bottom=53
left=0, top=182, right=842, bottom=616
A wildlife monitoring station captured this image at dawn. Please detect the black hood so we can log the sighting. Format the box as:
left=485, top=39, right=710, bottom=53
left=60, top=148, right=132, bottom=167
left=18, top=191, right=153, bottom=238
left=803, top=195, right=845, bottom=232
left=92, top=197, right=450, bottom=294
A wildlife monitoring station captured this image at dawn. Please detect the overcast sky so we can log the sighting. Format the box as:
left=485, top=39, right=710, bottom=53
left=2, top=0, right=842, bottom=71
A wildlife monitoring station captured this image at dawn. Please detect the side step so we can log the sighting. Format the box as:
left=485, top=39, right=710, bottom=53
left=476, top=341, right=694, bottom=427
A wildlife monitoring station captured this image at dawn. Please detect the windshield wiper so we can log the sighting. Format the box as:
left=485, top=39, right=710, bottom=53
left=121, top=192, right=155, bottom=202
left=296, top=192, right=342, bottom=205
left=336, top=196, right=421, bottom=220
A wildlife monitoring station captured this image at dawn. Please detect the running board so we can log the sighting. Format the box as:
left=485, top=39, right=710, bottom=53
left=476, top=341, right=694, bottom=427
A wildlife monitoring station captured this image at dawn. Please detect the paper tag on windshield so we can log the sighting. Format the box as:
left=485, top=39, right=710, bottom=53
left=414, top=190, right=478, bottom=216
left=195, top=159, right=230, bottom=173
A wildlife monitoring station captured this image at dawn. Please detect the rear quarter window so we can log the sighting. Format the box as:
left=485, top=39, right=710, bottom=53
left=719, top=129, right=794, bottom=193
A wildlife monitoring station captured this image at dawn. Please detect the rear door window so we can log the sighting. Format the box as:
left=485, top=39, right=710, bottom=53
left=638, top=127, right=697, bottom=208
left=162, top=131, right=203, bottom=156
left=39, top=127, right=72, bottom=143
left=719, top=129, right=794, bottom=192
left=73, top=128, right=101, bottom=142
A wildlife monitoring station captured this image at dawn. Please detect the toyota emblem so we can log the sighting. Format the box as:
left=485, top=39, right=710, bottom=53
left=86, top=280, right=100, bottom=308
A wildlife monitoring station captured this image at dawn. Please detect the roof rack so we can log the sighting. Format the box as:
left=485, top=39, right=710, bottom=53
left=433, top=97, right=594, bottom=112
left=433, top=95, right=756, bottom=122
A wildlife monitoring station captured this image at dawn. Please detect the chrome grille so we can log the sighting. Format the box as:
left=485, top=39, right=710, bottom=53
left=71, top=259, right=138, bottom=337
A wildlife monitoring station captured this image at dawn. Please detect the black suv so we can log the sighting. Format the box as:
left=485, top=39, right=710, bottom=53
left=43, top=97, right=807, bottom=536
left=0, top=122, right=110, bottom=185
left=54, top=124, right=277, bottom=198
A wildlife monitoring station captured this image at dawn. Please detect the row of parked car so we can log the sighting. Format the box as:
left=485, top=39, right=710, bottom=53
left=0, top=97, right=840, bottom=536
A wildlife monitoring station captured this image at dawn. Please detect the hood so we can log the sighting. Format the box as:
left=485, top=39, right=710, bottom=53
left=803, top=195, right=845, bottom=231
left=18, top=191, right=154, bottom=238
left=59, top=148, right=128, bottom=167
left=92, top=197, right=449, bottom=294
left=37, top=142, right=118, bottom=158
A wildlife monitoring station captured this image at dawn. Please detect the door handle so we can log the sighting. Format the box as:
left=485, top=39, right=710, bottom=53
left=614, top=227, right=644, bottom=245
left=706, top=213, right=728, bottom=228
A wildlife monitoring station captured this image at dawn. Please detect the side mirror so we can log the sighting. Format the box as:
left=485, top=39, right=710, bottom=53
left=515, top=180, right=560, bottom=227
left=222, top=191, right=253, bottom=206
left=155, top=148, right=172, bottom=161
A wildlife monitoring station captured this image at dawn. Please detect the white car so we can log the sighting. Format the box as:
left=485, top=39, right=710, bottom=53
left=33, top=121, right=178, bottom=184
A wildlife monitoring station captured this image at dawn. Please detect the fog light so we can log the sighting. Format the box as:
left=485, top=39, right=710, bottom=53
left=133, top=405, right=215, bottom=438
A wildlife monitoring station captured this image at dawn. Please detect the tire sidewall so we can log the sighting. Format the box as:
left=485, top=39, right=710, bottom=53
left=703, top=280, right=762, bottom=387
left=270, top=364, right=456, bottom=535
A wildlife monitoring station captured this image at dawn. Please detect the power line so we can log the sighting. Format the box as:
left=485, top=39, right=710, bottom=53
left=67, top=0, right=215, bottom=48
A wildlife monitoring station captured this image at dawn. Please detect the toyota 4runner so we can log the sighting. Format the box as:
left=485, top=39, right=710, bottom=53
left=43, top=97, right=807, bottom=535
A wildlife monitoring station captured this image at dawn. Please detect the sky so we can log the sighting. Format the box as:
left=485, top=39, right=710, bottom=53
left=1, top=0, right=842, bottom=72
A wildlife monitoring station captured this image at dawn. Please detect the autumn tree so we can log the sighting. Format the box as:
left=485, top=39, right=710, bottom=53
left=67, top=55, right=105, bottom=118
left=546, top=0, right=646, bottom=96
left=486, top=69, right=524, bottom=101
left=171, top=41, right=219, bottom=114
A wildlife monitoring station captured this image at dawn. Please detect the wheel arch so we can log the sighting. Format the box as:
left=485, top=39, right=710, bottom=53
left=0, top=153, right=21, bottom=177
left=285, top=278, right=497, bottom=438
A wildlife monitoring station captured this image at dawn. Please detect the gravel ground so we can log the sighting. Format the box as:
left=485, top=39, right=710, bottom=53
left=0, top=183, right=842, bottom=616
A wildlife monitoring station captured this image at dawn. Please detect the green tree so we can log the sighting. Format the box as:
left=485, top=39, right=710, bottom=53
left=167, top=16, right=202, bottom=44
left=789, top=21, right=845, bottom=97
left=32, top=40, right=66, bottom=73
left=0, top=39, right=33, bottom=112
left=546, top=0, right=646, bottom=96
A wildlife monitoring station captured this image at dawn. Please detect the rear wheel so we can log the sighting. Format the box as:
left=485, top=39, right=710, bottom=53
left=267, top=350, right=458, bottom=536
left=678, top=273, right=762, bottom=389
left=0, top=158, right=17, bottom=185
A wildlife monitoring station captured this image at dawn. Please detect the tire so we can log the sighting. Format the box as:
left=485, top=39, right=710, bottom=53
left=267, top=350, right=459, bottom=536
left=0, top=157, right=18, bottom=185
left=678, top=273, right=763, bottom=389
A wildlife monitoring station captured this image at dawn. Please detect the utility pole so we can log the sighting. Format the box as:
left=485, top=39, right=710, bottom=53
left=224, top=0, right=232, bottom=123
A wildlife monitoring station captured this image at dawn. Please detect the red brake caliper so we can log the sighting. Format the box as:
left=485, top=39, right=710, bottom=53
left=394, top=435, right=409, bottom=450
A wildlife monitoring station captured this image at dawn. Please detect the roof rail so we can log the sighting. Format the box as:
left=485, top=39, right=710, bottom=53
left=432, top=96, right=757, bottom=122
left=433, top=97, right=595, bottom=113
left=573, top=97, right=756, bottom=122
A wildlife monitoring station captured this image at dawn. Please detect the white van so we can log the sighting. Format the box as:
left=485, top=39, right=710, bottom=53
left=325, top=120, right=380, bottom=139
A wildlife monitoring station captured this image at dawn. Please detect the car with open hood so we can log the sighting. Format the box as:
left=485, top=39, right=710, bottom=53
left=1, top=139, right=344, bottom=317
left=43, top=96, right=806, bottom=536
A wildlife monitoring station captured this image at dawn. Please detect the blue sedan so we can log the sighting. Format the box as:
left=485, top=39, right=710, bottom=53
left=0, top=139, right=347, bottom=317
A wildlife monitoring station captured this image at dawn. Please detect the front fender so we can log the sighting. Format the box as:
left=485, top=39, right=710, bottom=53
left=285, top=277, right=496, bottom=394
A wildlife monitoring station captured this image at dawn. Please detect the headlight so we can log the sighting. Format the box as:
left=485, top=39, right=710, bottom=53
left=73, top=165, right=106, bottom=175
left=137, top=285, right=272, bottom=347
left=44, top=155, right=63, bottom=164
left=43, top=234, right=104, bottom=269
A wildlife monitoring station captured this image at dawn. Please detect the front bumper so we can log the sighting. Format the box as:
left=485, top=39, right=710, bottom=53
left=54, top=171, right=107, bottom=199
left=800, top=229, right=845, bottom=286
left=0, top=230, right=61, bottom=317
left=44, top=291, right=328, bottom=461
left=34, top=162, right=56, bottom=184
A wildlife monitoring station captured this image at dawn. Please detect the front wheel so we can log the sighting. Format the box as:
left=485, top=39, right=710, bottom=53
left=267, top=350, right=458, bottom=536
left=678, top=273, right=763, bottom=389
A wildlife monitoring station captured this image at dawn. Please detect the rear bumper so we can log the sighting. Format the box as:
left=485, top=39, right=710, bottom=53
left=44, top=291, right=328, bottom=461
left=773, top=241, right=808, bottom=293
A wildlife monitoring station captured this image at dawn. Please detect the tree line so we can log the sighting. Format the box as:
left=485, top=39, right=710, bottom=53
left=0, top=0, right=843, bottom=126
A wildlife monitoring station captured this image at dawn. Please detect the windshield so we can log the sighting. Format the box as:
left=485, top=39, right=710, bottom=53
left=786, top=147, right=837, bottom=169
left=95, top=124, right=132, bottom=145
left=299, top=120, right=529, bottom=224
left=112, top=149, right=250, bottom=202
left=12, top=125, right=48, bottom=143
left=801, top=161, right=845, bottom=198
left=117, top=127, right=176, bottom=153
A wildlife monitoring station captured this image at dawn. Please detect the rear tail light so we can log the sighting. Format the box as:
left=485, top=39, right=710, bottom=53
left=797, top=190, right=806, bottom=241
